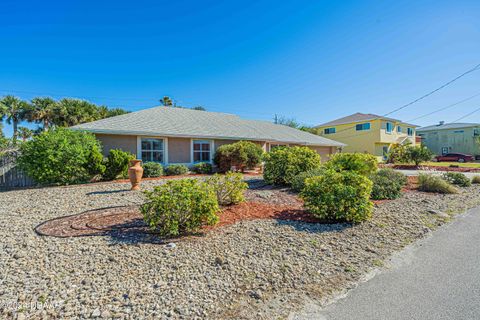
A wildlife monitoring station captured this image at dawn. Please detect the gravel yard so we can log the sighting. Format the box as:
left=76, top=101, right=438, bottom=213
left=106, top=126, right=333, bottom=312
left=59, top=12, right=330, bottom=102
left=2, top=178, right=480, bottom=319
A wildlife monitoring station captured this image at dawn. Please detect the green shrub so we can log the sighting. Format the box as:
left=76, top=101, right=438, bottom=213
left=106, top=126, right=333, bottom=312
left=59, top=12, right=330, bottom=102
left=206, top=172, right=248, bottom=205
left=103, top=149, right=135, bottom=180
left=142, top=162, right=163, bottom=178
left=324, top=153, right=378, bottom=176
left=141, top=179, right=219, bottom=237
left=192, top=162, right=213, bottom=174
left=442, top=172, right=471, bottom=187
left=263, top=146, right=322, bottom=185
left=406, top=145, right=434, bottom=166
left=17, top=128, right=105, bottom=185
left=291, top=167, right=326, bottom=192
left=214, top=141, right=264, bottom=172
left=370, top=168, right=407, bottom=200
left=418, top=174, right=457, bottom=194
left=301, top=169, right=373, bottom=223
left=165, top=164, right=189, bottom=176
left=472, top=176, right=480, bottom=184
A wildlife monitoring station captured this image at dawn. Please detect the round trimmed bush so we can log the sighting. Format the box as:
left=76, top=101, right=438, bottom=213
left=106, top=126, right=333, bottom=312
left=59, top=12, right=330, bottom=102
left=324, top=153, right=378, bottom=176
left=142, top=162, right=163, bottom=177
left=141, top=179, right=219, bottom=237
left=17, top=128, right=105, bottom=185
left=370, top=168, right=407, bottom=200
left=206, top=172, right=248, bottom=205
left=165, top=164, right=189, bottom=176
left=103, top=149, right=135, bottom=180
left=192, top=162, right=213, bottom=174
left=301, top=169, right=373, bottom=223
left=291, top=167, right=325, bottom=192
left=214, top=141, right=264, bottom=172
left=263, top=146, right=322, bottom=185
left=472, top=176, right=480, bottom=184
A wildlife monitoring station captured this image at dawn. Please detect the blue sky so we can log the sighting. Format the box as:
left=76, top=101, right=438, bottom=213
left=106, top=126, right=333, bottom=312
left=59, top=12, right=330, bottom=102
left=1, top=0, right=479, bottom=136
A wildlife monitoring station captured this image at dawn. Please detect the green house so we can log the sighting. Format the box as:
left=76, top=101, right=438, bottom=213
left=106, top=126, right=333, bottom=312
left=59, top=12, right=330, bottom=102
left=417, top=122, right=480, bottom=157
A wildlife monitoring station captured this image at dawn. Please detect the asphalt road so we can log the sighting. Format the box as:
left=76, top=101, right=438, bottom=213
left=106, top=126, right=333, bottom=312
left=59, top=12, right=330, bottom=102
left=294, top=206, right=480, bottom=320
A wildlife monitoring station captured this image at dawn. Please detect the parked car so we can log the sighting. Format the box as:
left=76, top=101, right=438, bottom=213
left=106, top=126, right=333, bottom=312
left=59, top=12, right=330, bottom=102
left=434, top=153, right=475, bottom=163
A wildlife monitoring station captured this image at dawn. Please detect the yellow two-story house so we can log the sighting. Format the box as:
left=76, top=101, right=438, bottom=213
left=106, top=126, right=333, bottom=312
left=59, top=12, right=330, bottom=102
left=315, top=113, right=417, bottom=161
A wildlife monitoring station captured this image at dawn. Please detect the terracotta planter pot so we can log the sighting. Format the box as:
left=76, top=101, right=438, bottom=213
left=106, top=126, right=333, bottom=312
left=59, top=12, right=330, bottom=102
left=128, top=159, right=144, bottom=190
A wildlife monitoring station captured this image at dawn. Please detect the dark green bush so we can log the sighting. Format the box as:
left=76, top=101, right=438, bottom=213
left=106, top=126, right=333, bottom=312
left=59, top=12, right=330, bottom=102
left=263, top=146, right=322, bottom=185
left=206, top=172, right=248, bottom=205
left=301, top=169, right=373, bottom=223
left=17, top=128, right=105, bottom=185
left=192, top=162, right=213, bottom=174
left=370, top=168, right=407, bottom=200
left=103, top=149, right=135, bottom=180
left=214, top=141, right=264, bottom=172
left=142, top=162, right=163, bottom=178
left=291, top=167, right=326, bottom=192
left=324, top=153, right=378, bottom=176
left=165, top=164, right=189, bottom=176
left=141, top=179, right=219, bottom=237
left=442, top=172, right=471, bottom=187
left=418, top=173, right=457, bottom=194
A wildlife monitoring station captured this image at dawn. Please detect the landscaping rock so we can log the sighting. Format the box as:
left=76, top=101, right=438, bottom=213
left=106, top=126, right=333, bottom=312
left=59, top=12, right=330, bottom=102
left=1, top=178, right=480, bottom=319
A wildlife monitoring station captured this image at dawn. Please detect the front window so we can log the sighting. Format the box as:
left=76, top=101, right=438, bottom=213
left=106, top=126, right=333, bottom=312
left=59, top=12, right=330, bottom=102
left=407, top=128, right=414, bottom=136
left=397, top=125, right=402, bottom=133
left=386, top=122, right=393, bottom=133
left=141, top=138, right=164, bottom=163
left=193, top=140, right=211, bottom=162
left=324, top=127, right=336, bottom=134
left=355, top=123, right=370, bottom=131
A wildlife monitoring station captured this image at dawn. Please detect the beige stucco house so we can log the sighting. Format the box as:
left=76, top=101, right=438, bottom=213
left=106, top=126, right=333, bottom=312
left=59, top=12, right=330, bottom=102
left=71, top=106, right=345, bottom=167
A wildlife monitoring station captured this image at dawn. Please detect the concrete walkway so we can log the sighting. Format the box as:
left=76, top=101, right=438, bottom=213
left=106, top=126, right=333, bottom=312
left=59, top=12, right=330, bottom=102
left=293, top=206, right=480, bottom=320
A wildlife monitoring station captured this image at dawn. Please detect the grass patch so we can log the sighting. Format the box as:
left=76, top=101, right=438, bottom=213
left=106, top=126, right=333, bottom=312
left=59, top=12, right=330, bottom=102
left=372, top=259, right=384, bottom=267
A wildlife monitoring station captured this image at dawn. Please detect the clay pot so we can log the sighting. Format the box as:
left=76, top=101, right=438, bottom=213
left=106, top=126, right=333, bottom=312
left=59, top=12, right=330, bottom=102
left=128, top=159, right=144, bottom=190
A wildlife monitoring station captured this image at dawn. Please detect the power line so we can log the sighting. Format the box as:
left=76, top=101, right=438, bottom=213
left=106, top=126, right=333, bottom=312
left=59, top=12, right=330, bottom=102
left=451, top=106, right=480, bottom=123
left=383, top=62, right=480, bottom=116
left=407, top=91, right=480, bottom=122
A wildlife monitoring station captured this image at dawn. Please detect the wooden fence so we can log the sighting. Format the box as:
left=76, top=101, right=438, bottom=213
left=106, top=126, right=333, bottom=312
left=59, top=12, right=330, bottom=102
left=0, top=149, right=34, bottom=190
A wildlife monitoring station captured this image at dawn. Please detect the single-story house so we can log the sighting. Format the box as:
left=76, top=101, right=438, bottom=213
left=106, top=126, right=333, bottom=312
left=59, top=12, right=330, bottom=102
left=417, top=122, right=480, bottom=156
left=71, top=106, right=345, bottom=167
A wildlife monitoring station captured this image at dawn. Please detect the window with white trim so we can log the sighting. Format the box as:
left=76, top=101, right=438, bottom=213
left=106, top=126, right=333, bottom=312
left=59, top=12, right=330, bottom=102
left=141, top=138, right=164, bottom=163
left=397, top=125, right=402, bottom=133
left=193, top=140, right=211, bottom=162
left=407, top=128, right=414, bottom=136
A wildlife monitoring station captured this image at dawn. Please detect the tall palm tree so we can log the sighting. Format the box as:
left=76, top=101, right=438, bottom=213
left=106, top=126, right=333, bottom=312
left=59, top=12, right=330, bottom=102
left=0, top=95, right=30, bottom=144
left=28, top=97, right=58, bottom=131
left=159, top=96, right=173, bottom=107
left=54, top=98, right=100, bottom=127
left=17, top=126, right=33, bottom=142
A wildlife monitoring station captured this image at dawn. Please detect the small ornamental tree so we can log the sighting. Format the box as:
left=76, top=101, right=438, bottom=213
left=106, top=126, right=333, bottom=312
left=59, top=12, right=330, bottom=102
left=406, top=145, right=433, bottom=166
left=17, top=128, right=105, bottom=185
left=214, top=141, right=263, bottom=172
left=324, top=153, right=378, bottom=176
left=263, top=146, right=322, bottom=185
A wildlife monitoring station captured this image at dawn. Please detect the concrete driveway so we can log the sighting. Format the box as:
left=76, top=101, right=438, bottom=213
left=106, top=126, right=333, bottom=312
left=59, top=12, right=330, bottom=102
left=293, top=206, right=480, bottom=320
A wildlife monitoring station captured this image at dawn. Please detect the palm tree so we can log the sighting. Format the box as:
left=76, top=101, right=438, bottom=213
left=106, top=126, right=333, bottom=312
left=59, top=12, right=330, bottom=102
left=159, top=96, right=173, bottom=107
left=54, top=98, right=100, bottom=127
left=28, top=97, right=58, bottom=131
left=17, top=126, right=33, bottom=142
left=0, top=95, right=30, bottom=144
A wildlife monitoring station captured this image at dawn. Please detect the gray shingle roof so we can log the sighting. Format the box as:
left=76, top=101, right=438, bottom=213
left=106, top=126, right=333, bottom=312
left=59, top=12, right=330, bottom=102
left=315, top=112, right=417, bottom=127
left=417, top=122, right=480, bottom=132
left=71, top=107, right=345, bottom=147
